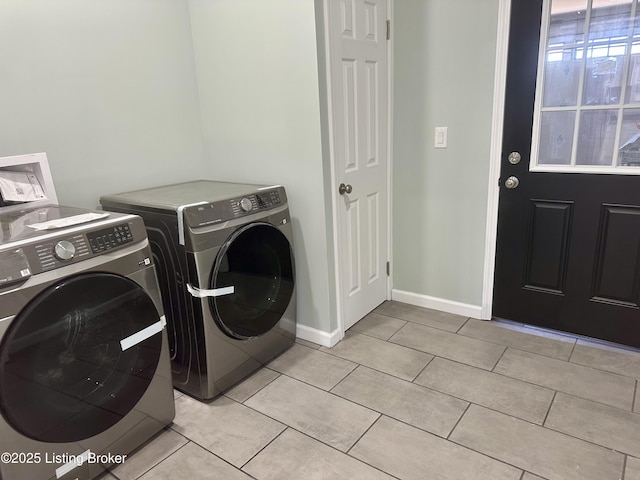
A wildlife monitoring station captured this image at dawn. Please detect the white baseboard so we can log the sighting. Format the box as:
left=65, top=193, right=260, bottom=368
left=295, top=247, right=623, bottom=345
left=296, top=323, right=342, bottom=348
left=391, top=289, right=482, bottom=319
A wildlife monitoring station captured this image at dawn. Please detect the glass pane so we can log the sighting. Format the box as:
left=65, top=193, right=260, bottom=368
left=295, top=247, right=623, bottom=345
left=583, top=1, right=633, bottom=106
left=619, top=108, right=640, bottom=165
left=544, top=1, right=587, bottom=107
left=576, top=109, right=618, bottom=165
left=549, top=0, right=587, bottom=44
left=211, top=224, right=294, bottom=339
left=543, top=50, right=582, bottom=106
left=538, top=111, right=576, bottom=165
left=625, top=5, right=640, bottom=103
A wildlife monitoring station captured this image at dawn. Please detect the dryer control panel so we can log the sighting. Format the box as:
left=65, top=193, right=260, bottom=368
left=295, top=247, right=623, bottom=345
left=231, top=190, right=281, bottom=217
left=184, top=186, right=287, bottom=228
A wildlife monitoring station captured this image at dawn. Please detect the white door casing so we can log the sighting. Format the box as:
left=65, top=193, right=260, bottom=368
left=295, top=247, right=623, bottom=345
left=326, top=0, right=390, bottom=332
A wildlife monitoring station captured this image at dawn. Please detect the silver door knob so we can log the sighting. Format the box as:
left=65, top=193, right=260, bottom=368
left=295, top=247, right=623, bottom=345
left=508, top=152, right=522, bottom=165
left=504, top=176, right=520, bottom=189
left=339, top=183, right=353, bottom=195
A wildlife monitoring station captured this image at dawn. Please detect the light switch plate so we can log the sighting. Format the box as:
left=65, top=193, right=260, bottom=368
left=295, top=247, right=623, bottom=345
left=434, top=127, right=448, bottom=148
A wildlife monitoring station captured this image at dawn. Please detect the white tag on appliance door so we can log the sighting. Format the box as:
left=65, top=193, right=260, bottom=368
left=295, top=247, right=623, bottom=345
left=120, top=316, right=166, bottom=351
left=186, top=284, right=235, bottom=298
left=55, top=449, right=91, bottom=479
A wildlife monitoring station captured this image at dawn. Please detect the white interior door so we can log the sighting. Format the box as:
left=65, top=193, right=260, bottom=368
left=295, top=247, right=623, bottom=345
left=327, top=0, right=389, bottom=331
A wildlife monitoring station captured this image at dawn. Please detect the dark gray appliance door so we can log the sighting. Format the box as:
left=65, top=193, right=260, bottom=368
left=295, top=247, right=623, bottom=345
left=0, top=273, right=163, bottom=442
left=209, top=223, right=294, bottom=340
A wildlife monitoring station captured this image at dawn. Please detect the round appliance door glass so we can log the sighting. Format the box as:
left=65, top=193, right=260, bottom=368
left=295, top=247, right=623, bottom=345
left=0, top=273, right=163, bottom=443
left=209, top=223, right=294, bottom=339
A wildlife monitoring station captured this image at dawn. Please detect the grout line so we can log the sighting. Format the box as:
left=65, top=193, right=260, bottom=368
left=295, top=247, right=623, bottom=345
left=238, top=426, right=289, bottom=471
left=634, top=380, right=638, bottom=413
left=490, top=345, right=508, bottom=372
left=455, top=316, right=472, bottom=333
left=541, top=391, right=558, bottom=426
left=186, top=437, right=262, bottom=476
left=329, top=364, right=362, bottom=393
left=622, top=454, right=628, bottom=480
left=227, top=368, right=282, bottom=404
left=285, top=423, right=401, bottom=479
left=446, top=402, right=472, bottom=440
left=118, top=439, right=191, bottom=480
left=567, top=338, right=578, bottom=362
left=374, top=310, right=469, bottom=335
left=410, top=354, right=436, bottom=383
left=345, top=413, right=382, bottom=456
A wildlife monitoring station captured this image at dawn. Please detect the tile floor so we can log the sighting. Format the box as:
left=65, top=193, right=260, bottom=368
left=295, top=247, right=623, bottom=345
left=103, top=301, right=640, bottom=480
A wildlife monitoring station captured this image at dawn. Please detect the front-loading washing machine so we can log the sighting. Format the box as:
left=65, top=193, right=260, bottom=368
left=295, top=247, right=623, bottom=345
left=100, top=181, right=296, bottom=400
left=0, top=205, right=175, bottom=480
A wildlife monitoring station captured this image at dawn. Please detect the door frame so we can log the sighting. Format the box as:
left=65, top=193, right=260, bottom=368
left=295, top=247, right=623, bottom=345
left=482, top=0, right=512, bottom=320
left=322, top=0, right=395, bottom=341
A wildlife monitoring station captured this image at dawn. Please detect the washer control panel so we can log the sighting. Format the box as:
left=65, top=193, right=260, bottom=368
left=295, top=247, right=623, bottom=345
left=2, top=219, right=146, bottom=277
left=35, top=234, right=90, bottom=272
left=87, top=223, right=133, bottom=253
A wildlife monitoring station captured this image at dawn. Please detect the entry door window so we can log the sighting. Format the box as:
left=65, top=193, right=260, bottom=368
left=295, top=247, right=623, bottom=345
left=0, top=273, right=162, bottom=443
left=209, top=223, right=294, bottom=340
left=533, top=0, right=640, bottom=171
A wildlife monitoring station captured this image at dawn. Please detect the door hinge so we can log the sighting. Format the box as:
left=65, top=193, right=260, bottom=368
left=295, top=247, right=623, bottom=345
left=386, top=261, right=390, bottom=276
left=386, top=20, right=391, bottom=40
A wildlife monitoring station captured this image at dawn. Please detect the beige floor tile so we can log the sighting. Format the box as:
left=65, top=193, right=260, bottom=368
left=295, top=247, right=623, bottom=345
left=349, top=312, right=407, bottom=340
left=494, top=349, right=635, bottom=410
left=390, top=322, right=505, bottom=370
left=570, top=339, right=640, bottom=379
left=459, top=319, right=575, bottom=360
left=243, top=428, right=393, bottom=480
left=138, top=442, right=251, bottom=480
left=245, top=375, right=379, bottom=452
left=545, top=393, right=640, bottom=457
left=331, top=366, right=468, bottom=437
left=224, top=368, right=280, bottom=403
left=173, top=389, right=183, bottom=400
left=320, top=332, right=432, bottom=381
left=626, top=456, right=640, bottom=480
left=350, top=416, right=521, bottom=480
left=110, top=429, right=187, bottom=480
left=267, top=344, right=357, bottom=390
left=374, top=300, right=468, bottom=332
left=171, top=395, right=285, bottom=467
left=450, top=404, right=625, bottom=480
left=415, top=357, right=554, bottom=424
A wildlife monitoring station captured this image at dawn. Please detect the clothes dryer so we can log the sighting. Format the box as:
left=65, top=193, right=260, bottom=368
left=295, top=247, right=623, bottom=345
left=0, top=205, right=174, bottom=480
left=100, top=181, right=296, bottom=400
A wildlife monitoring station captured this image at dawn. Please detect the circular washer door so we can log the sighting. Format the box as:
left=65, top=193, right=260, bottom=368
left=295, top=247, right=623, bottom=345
left=0, top=273, right=163, bottom=443
left=209, top=223, right=294, bottom=339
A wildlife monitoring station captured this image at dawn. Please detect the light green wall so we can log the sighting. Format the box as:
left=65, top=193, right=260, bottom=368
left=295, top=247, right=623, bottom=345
left=187, top=0, right=334, bottom=333
left=0, top=0, right=206, bottom=209
left=393, top=0, right=499, bottom=306
left=0, top=0, right=503, bottom=331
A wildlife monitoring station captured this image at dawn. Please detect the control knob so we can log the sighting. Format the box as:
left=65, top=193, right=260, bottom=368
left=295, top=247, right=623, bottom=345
left=239, top=197, right=253, bottom=213
left=54, top=240, right=76, bottom=261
